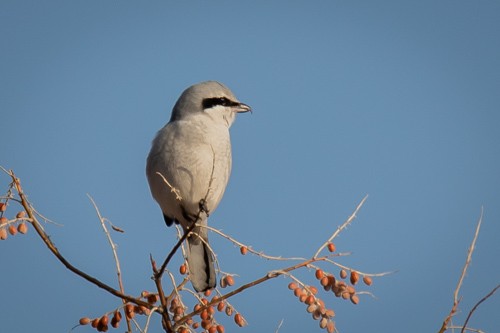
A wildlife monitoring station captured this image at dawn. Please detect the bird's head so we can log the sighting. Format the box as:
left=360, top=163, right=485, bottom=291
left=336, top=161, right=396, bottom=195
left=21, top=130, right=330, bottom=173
left=170, top=81, right=251, bottom=127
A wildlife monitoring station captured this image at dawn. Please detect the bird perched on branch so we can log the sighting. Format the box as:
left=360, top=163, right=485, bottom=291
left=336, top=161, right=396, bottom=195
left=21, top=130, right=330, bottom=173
left=146, top=81, right=251, bottom=292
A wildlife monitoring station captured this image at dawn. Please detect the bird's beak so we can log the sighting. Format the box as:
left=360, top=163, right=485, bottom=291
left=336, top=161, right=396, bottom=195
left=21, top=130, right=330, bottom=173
left=235, top=102, right=252, bottom=113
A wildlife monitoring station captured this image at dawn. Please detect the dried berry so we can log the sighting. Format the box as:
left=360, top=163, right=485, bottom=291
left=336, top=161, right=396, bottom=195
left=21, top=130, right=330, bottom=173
left=110, top=317, right=119, bottom=329
left=340, top=269, right=347, bottom=279
left=308, top=285, right=318, bottom=295
left=217, top=301, right=225, bottom=312
left=326, top=320, right=336, bottom=333
left=99, top=315, right=109, bottom=326
left=200, top=309, right=210, bottom=321
left=312, top=309, right=322, bottom=320
left=91, top=318, right=99, bottom=328
left=97, top=315, right=109, bottom=332
left=320, top=276, right=330, bottom=287
left=350, top=294, right=360, bottom=304
left=207, top=306, right=215, bottom=316
left=225, top=275, right=235, bottom=286
left=147, top=293, right=158, bottom=304
left=315, top=269, right=324, bottom=280
left=234, top=313, right=245, bottom=327
left=0, top=228, right=7, bottom=240
left=306, top=304, right=317, bottom=313
left=179, top=263, right=187, bottom=275
left=305, top=295, right=315, bottom=305
left=16, top=211, right=26, bottom=219
left=346, top=285, right=356, bottom=295
left=363, top=275, right=373, bottom=286
left=0, top=217, right=7, bottom=225
left=320, top=317, right=328, bottom=329
left=324, top=309, right=335, bottom=317
left=8, top=224, right=17, bottom=236
left=113, top=310, right=122, bottom=322
left=201, top=319, right=212, bottom=330
left=125, top=304, right=135, bottom=319
left=204, top=289, right=212, bottom=297
left=328, top=275, right=336, bottom=286
left=327, top=242, right=336, bottom=252
left=288, top=282, right=298, bottom=290
left=139, top=305, right=150, bottom=315
left=216, top=324, right=225, bottom=333
left=79, top=317, right=91, bottom=325
left=316, top=298, right=325, bottom=310
left=240, top=246, right=248, bottom=255
left=208, top=326, right=217, bottom=333
left=350, top=271, right=359, bottom=285
left=225, top=306, right=233, bottom=316
left=0, top=203, right=6, bottom=212
left=17, top=223, right=28, bottom=234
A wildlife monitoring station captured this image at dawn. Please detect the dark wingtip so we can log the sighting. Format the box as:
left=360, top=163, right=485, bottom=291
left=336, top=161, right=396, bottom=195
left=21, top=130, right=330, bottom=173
left=163, top=214, right=176, bottom=227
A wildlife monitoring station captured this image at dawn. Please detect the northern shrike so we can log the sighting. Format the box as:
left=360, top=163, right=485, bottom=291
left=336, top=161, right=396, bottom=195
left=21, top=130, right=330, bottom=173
left=146, top=81, right=250, bottom=292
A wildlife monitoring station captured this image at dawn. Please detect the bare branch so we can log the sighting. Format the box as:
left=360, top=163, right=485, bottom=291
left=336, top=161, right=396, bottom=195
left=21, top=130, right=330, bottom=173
left=5, top=169, right=150, bottom=309
left=455, top=208, right=483, bottom=303
left=204, top=225, right=307, bottom=261
left=88, top=194, right=132, bottom=332
left=155, top=172, right=182, bottom=201
left=460, top=284, right=500, bottom=333
left=314, top=195, right=368, bottom=258
left=438, top=208, right=484, bottom=333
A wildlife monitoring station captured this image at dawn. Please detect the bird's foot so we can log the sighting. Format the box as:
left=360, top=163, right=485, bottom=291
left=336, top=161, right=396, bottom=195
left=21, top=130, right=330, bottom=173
left=199, top=199, right=210, bottom=216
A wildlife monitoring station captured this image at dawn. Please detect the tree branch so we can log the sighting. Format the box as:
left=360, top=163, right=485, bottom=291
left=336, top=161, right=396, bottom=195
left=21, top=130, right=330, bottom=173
left=6, top=169, right=150, bottom=309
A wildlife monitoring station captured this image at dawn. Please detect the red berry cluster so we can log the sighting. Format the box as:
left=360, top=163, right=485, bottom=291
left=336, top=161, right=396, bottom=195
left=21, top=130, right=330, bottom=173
left=175, top=295, right=245, bottom=333
left=79, top=310, right=122, bottom=332
left=288, top=282, right=336, bottom=332
left=78, top=291, right=157, bottom=332
left=0, top=202, right=28, bottom=240
left=287, top=242, right=375, bottom=332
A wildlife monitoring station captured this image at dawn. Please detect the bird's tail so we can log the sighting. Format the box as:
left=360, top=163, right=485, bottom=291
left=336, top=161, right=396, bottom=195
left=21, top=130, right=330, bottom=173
left=186, top=222, right=216, bottom=292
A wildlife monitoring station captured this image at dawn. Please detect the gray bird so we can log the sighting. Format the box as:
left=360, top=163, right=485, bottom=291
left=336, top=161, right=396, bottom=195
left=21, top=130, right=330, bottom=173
left=146, top=81, right=251, bottom=292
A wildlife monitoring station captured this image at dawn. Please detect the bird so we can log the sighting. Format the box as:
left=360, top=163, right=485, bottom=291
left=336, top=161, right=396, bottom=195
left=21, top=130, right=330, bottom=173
left=146, top=81, right=251, bottom=292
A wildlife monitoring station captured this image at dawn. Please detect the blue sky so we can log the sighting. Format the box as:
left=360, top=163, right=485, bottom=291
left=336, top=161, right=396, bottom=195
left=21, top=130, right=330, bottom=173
left=1, top=1, right=499, bottom=332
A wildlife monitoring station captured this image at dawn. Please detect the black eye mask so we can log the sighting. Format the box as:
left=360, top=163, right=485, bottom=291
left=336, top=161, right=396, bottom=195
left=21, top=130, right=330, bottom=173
left=202, top=97, right=239, bottom=109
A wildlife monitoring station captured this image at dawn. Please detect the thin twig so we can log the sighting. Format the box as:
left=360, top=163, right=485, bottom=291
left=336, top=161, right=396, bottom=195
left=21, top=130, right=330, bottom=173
left=438, top=208, right=483, bottom=333
left=322, top=258, right=396, bottom=277
left=150, top=256, right=173, bottom=333
left=88, top=194, right=132, bottom=333
left=460, top=284, right=500, bottom=333
left=275, top=319, right=284, bottom=333
left=314, top=195, right=368, bottom=258
left=455, top=208, right=483, bottom=303
left=204, top=225, right=307, bottom=261
left=449, top=326, right=485, bottom=333
left=155, top=172, right=182, bottom=201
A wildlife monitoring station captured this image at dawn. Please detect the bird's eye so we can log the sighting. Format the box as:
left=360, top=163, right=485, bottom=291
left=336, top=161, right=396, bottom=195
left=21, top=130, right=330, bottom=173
left=202, top=97, right=235, bottom=109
